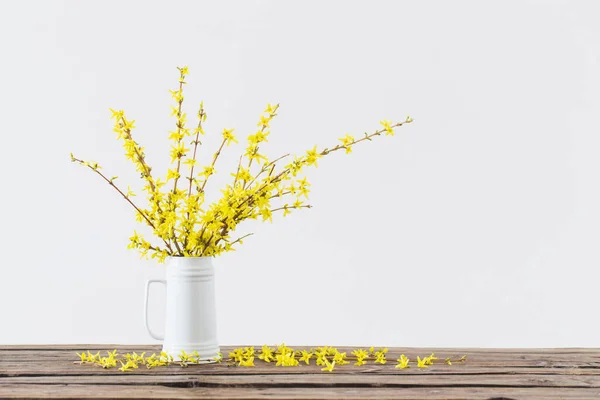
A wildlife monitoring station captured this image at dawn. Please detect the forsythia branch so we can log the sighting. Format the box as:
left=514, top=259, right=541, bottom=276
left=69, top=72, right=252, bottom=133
left=70, top=66, right=413, bottom=261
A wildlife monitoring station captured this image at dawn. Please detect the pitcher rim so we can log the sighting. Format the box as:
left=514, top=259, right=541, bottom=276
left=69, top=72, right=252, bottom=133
left=166, top=256, right=214, bottom=259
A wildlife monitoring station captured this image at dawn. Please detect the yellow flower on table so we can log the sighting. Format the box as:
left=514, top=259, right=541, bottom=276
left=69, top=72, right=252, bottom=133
left=396, top=354, right=410, bottom=369
left=321, top=359, right=336, bottom=372
left=299, top=350, right=312, bottom=364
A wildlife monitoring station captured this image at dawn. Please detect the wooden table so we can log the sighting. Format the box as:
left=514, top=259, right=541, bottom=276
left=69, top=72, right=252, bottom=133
left=2, top=345, right=600, bottom=399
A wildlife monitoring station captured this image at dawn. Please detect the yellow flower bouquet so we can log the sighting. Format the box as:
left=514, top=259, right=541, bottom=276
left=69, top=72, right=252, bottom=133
left=70, top=65, right=413, bottom=361
left=71, top=66, right=413, bottom=262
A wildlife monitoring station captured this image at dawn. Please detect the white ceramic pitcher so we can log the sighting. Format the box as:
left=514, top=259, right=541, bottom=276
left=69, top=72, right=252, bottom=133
left=144, top=256, right=220, bottom=362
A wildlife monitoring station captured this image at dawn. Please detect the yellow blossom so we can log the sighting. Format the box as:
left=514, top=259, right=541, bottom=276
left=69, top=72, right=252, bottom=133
left=248, top=130, right=270, bottom=145
left=339, top=134, right=355, bottom=154
left=333, top=351, right=349, bottom=365
left=109, top=108, right=124, bottom=121
left=213, top=351, right=223, bottom=363
left=264, top=103, right=278, bottom=114
left=170, top=89, right=183, bottom=102
left=123, top=119, right=136, bottom=130
left=380, top=119, right=394, bottom=136
left=395, top=354, right=410, bottom=369
left=275, top=352, right=298, bottom=367
left=222, top=128, right=238, bottom=145
left=168, top=130, right=184, bottom=141
left=166, top=169, right=180, bottom=181
left=170, top=143, right=189, bottom=163
left=374, top=352, right=387, bottom=364
left=183, top=158, right=197, bottom=167
left=229, top=348, right=244, bottom=363
left=126, top=186, right=135, bottom=197
left=299, top=350, right=312, bottom=364
left=258, top=345, right=275, bottom=362
left=260, top=208, right=272, bottom=222
left=239, top=356, right=255, bottom=367
left=424, top=353, right=437, bottom=365
left=257, top=114, right=271, bottom=127
left=351, top=349, right=369, bottom=366
left=321, top=359, right=336, bottom=372
left=201, top=166, right=215, bottom=178
left=373, top=348, right=388, bottom=364
left=305, top=145, right=322, bottom=167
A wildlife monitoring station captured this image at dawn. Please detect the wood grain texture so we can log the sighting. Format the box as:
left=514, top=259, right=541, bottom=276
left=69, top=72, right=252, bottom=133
left=1, top=345, right=600, bottom=399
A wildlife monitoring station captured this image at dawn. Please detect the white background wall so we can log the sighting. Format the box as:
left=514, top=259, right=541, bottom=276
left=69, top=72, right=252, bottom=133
left=1, top=0, right=599, bottom=348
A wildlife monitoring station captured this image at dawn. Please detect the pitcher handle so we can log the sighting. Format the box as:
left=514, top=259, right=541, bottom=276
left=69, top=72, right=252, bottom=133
left=144, top=279, right=166, bottom=340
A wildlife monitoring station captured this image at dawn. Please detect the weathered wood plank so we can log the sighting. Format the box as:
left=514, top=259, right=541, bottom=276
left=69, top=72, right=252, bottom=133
left=2, top=346, right=599, bottom=372
left=2, top=384, right=600, bottom=399
left=4, top=363, right=600, bottom=378
left=2, top=373, right=600, bottom=388
left=3, top=346, right=600, bottom=399
left=3, top=348, right=600, bottom=364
